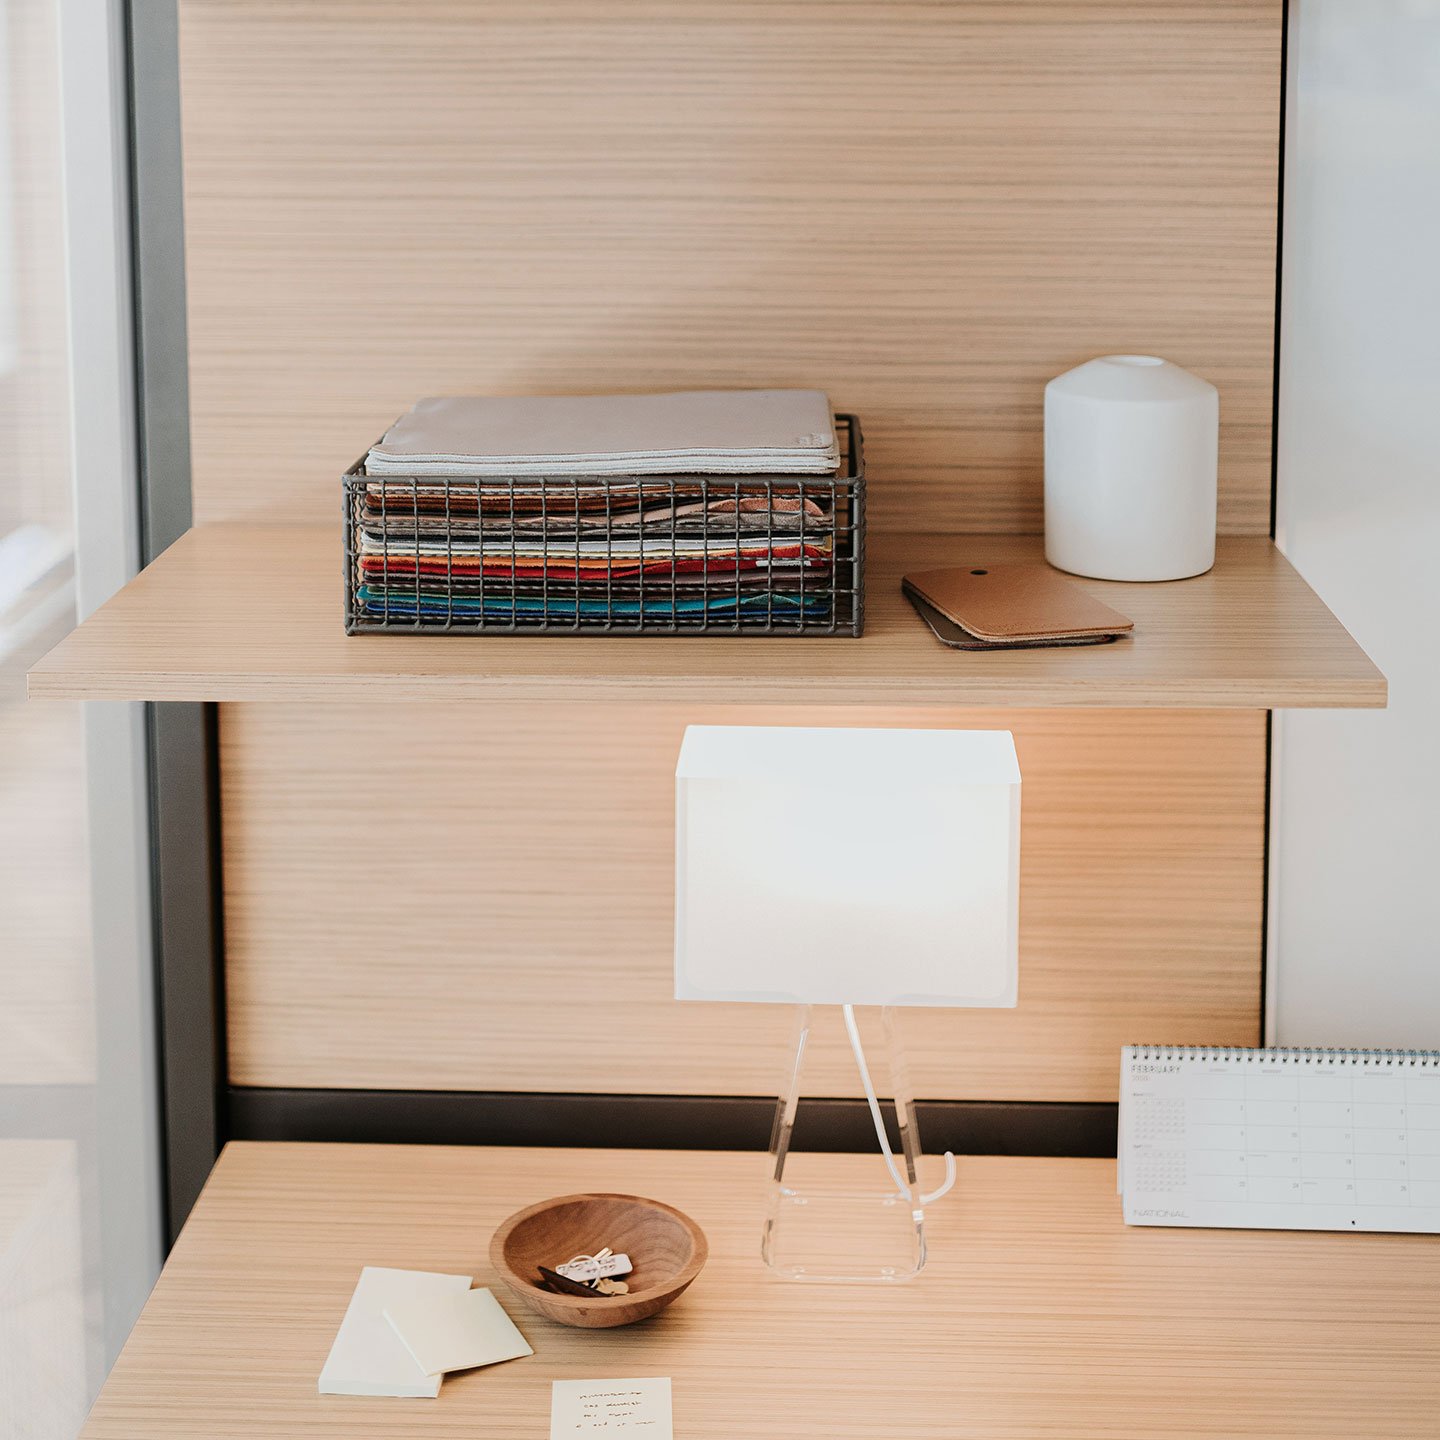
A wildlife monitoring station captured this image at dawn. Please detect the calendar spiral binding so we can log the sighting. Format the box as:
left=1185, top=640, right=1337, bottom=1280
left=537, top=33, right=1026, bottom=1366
left=1128, top=1045, right=1437, bottom=1067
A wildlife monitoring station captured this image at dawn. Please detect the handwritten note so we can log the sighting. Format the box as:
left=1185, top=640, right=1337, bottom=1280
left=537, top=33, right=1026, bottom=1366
left=549, top=1377, right=672, bottom=1437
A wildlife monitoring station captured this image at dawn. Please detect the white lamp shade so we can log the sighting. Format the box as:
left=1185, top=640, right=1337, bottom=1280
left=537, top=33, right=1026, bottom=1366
left=674, top=726, right=1020, bottom=1007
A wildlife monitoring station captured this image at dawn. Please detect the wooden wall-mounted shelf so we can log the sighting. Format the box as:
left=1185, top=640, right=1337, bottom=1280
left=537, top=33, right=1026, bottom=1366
left=29, top=524, right=1384, bottom=708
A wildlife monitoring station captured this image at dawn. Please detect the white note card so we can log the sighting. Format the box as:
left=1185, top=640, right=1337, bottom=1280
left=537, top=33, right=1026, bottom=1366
left=550, top=1377, right=673, bottom=1437
left=384, top=1285, right=533, bottom=1377
left=1120, top=1045, right=1440, bottom=1233
left=319, top=1266, right=473, bottom=1397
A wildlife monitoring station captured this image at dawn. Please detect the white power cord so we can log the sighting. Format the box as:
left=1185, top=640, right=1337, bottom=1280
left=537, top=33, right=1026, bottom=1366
left=842, top=1004, right=957, bottom=1208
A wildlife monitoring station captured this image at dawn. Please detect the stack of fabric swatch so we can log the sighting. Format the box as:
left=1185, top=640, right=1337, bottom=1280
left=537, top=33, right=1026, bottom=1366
left=352, top=390, right=844, bottom=628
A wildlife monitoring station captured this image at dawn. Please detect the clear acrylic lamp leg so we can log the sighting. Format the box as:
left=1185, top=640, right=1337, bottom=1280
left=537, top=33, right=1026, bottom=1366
left=762, top=1005, right=956, bottom=1283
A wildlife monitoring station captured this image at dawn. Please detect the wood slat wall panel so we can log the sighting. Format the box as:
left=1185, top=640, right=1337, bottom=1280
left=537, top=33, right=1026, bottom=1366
left=176, top=0, right=1282, bottom=535
left=221, top=706, right=1266, bottom=1102
left=181, top=2, right=1280, bottom=1106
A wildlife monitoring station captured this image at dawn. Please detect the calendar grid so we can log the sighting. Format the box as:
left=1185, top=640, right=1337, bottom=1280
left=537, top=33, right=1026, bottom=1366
left=1120, top=1046, right=1440, bottom=1233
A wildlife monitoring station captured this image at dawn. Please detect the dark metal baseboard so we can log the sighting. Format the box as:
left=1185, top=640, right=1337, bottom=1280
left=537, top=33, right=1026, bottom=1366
left=149, top=703, right=226, bottom=1242
left=227, top=1089, right=1117, bottom=1158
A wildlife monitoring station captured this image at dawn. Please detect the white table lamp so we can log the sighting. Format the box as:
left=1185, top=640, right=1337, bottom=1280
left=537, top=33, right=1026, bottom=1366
left=675, top=725, right=1021, bottom=1281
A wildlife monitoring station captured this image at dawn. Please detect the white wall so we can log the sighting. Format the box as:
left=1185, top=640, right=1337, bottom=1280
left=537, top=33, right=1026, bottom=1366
left=57, top=0, right=164, bottom=1367
left=1271, top=2, right=1440, bottom=1046
left=0, top=3, right=160, bottom=1424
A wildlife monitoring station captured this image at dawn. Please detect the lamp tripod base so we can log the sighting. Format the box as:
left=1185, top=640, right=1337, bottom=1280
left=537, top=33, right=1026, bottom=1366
left=762, top=1187, right=927, bottom=1284
left=761, top=1005, right=953, bottom=1284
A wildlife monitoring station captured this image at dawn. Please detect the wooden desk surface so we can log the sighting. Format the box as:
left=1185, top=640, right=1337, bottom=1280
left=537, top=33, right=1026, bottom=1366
left=84, top=1143, right=1440, bottom=1439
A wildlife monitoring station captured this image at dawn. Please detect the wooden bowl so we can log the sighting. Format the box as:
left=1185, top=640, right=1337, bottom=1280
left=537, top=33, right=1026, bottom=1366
left=490, top=1192, right=707, bottom=1329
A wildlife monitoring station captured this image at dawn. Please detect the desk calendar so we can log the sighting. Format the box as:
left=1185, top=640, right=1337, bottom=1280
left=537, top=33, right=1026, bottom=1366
left=1120, top=1046, right=1440, bottom=1233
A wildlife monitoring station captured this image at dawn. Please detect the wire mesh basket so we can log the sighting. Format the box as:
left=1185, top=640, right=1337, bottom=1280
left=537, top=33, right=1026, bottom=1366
left=343, top=414, right=864, bottom=636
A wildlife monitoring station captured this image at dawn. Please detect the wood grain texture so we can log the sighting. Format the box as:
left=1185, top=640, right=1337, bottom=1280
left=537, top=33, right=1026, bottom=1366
left=220, top=704, right=1266, bottom=1102
left=27, top=526, right=1386, bottom=708
left=79, top=1142, right=1440, bottom=1439
left=175, top=0, right=1282, bottom=536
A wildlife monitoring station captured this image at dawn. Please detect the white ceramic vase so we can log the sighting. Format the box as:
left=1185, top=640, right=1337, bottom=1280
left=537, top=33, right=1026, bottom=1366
left=1043, top=355, right=1218, bottom=581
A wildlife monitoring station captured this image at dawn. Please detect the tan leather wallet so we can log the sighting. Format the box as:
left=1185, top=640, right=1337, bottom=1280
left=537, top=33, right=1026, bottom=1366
left=902, top=564, right=1134, bottom=645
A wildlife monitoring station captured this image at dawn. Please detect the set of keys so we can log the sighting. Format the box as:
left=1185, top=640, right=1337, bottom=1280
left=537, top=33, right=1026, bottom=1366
left=536, top=1246, right=633, bottom=1297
